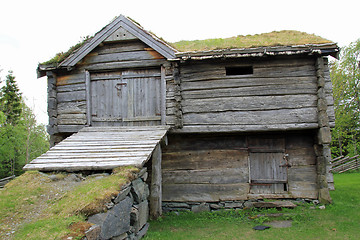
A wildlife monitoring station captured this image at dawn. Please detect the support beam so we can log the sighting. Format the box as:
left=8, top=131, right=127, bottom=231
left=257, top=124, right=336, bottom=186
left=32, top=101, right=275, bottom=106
left=315, top=56, right=332, bottom=203
left=150, top=143, right=162, bottom=219
left=85, top=70, right=91, bottom=126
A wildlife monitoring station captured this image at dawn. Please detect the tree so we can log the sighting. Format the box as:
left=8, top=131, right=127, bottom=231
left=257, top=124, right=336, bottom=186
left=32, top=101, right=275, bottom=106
left=330, top=39, right=360, bottom=157
left=0, top=71, right=22, bottom=126
left=0, top=71, right=49, bottom=178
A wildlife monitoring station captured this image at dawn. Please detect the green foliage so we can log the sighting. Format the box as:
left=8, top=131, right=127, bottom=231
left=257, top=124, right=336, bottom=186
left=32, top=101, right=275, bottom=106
left=0, top=71, right=22, bottom=125
left=172, top=30, right=332, bottom=52
left=0, top=71, right=49, bottom=178
left=330, top=39, right=360, bottom=158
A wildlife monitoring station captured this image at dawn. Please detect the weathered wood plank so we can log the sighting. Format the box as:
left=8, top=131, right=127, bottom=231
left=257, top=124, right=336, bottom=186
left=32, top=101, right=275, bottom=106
left=83, top=50, right=164, bottom=65
left=182, top=107, right=318, bottom=125
left=180, top=64, right=315, bottom=81
left=162, top=183, right=249, bottom=202
left=182, top=95, right=317, bottom=113
left=84, top=59, right=166, bottom=71
left=57, top=101, right=87, bottom=114
left=162, top=168, right=249, bottom=184
left=171, top=123, right=319, bottom=133
left=162, top=150, right=248, bottom=170
left=94, top=41, right=148, bottom=55
left=150, top=144, right=162, bottom=219
left=57, top=125, right=84, bottom=133
left=57, top=91, right=86, bottom=103
left=181, top=76, right=316, bottom=91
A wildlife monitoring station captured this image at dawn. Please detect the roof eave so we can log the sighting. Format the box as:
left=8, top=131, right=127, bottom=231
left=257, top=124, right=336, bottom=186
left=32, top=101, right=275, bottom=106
left=175, top=43, right=339, bottom=60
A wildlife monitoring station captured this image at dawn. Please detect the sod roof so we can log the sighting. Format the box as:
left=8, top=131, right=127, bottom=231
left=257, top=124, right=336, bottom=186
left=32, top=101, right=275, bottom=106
left=171, top=30, right=333, bottom=52
left=40, top=28, right=335, bottom=67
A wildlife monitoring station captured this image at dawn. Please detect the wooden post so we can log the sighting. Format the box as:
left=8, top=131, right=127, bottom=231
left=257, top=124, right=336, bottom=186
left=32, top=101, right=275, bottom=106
left=85, top=70, right=91, bottom=126
left=150, top=143, right=162, bottom=219
left=315, top=56, right=332, bottom=203
left=160, top=65, right=166, bottom=125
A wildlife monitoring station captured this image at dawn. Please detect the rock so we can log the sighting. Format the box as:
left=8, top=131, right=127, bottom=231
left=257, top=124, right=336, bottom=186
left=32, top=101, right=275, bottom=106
left=136, top=168, right=147, bottom=178
left=131, top=178, right=149, bottom=204
left=312, top=200, right=320, bottom=205
left=88, top=197, right=133, bottom=239
left=191, top=203, right=210, bottom=213
left=210, top=204, right=222, bottom=210
left=163, top=202, right=190, bottom=208
left=87, top=173, right=110, bottom=180
left=265, top=220, right=292, bottom=228
left=319, top=205, right=326, bottom=210
left=85, top=225, right=101, bottom=240
left=253, top=225, right=270, bottom=230
left=225, top=201, right=243, bottom=208
left=133, top=200, right=149, bottom=232
left=114, top=186, right=131, bottom=203
left=136, top=223, right=149, bottom=239
left=64, top=174, right=82, bottom=182
left=105, top=201, right=114, bottom=209
left=141, top=172, right=148, bottom=182
left=243, top=201, right=255, bottom=208
left=253, top=201, right=297, bottom=209
left=112, top=232, right=128, bottom=240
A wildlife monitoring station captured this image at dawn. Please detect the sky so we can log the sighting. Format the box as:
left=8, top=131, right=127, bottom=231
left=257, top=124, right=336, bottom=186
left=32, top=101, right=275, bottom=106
left=0, top=0, right=359, bottom=125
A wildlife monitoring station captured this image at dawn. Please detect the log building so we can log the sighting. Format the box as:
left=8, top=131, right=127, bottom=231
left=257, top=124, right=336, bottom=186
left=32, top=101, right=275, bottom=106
left=27, top=15, right=339, bottom=206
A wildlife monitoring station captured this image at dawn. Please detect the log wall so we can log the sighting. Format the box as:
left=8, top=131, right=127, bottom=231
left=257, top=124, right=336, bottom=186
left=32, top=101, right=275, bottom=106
left=162, top=131, right=319, bottom=202
left=176, top=56, right=335, bottom=133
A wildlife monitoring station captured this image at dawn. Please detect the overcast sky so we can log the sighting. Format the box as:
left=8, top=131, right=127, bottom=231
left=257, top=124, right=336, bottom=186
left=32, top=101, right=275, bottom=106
left=0, top=0, right=359, bottom=125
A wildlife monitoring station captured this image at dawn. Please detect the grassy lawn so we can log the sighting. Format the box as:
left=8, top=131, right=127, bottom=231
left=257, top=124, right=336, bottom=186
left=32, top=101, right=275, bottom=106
left=145, top=172, right=360, bottom=240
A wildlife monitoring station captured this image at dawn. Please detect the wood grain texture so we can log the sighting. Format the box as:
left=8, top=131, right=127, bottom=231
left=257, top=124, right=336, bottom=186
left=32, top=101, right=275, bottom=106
left=24, top=126, right=169, bottom=171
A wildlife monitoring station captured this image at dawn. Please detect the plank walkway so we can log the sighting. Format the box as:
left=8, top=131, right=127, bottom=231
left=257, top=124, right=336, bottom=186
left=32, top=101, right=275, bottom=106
left=23, top=126, right=169, bottom=171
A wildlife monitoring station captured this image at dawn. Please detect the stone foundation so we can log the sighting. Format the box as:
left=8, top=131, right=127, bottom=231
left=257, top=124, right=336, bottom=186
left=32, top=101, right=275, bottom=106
left=162, top=198, right=315, bottom=212
left=85, top=168, right=149, bottom=240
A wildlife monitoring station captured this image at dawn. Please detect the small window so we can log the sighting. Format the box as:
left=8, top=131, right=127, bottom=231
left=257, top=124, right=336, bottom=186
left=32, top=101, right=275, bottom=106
left=226, top=66, right=253, bottom=75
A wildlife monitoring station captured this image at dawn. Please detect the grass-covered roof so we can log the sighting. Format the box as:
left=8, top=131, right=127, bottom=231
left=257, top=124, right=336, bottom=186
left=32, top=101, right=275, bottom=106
left=171, top=30, right=333, bottom=52
left=41, top=30, right=333, bottom=66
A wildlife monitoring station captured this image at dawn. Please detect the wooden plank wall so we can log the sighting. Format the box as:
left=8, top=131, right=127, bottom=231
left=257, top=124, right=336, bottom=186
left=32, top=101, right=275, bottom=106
left=52, top=39, right=168, bottom=133
left=162, top=132, right=319, bottom=202
left=177, top=56, right=335, bottom=133
left=162, top=133, right=249, bottom=202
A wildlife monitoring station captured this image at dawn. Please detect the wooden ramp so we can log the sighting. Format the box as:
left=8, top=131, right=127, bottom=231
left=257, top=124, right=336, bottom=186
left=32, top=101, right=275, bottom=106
left=23, top=126, right=169, bottom=171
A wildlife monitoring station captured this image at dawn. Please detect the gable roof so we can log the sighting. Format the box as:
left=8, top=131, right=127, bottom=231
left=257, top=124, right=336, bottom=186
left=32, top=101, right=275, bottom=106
left=61, top=15, right=176, bottom=68
left=38, top=18, right=339, bottom=77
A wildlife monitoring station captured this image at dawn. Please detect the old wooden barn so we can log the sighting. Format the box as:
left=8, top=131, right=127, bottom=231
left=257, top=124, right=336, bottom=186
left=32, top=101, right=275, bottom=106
left=25, top=15, right=339, bottom=209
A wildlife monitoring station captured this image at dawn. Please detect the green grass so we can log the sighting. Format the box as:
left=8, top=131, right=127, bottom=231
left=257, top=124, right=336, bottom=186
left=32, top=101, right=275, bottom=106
left=172, top=30, right=332, bottom=52
left=145, top=172, right=360, bottom=240
left=0, top=167, right=138, bottom=240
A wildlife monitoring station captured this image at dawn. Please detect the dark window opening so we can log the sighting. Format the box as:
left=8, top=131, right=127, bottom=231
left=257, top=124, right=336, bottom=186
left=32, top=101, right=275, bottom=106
left=226, top=66, right=253, bottom=75
left=283, top=183, right=288, bottom=192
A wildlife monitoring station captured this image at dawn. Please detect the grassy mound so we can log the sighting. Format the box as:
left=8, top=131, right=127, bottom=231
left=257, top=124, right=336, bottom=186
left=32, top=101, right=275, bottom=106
left=0, top=166, right=138, bottom=240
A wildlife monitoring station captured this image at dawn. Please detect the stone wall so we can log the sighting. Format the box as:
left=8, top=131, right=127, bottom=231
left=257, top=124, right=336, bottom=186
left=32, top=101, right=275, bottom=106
left=85, top=168, right=149, bottom=240
left=162, top=198, right=316, bottom=212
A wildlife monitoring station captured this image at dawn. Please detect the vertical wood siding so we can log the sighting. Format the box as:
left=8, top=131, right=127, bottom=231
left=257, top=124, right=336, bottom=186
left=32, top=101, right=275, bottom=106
left=54, top=40, right=167, bottom=132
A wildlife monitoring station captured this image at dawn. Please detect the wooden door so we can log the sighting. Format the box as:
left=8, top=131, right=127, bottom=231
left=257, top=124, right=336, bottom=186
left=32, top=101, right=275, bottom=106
left=248, top=136, right=288, bottom=194
left=90, top=69, right=161, bottom=126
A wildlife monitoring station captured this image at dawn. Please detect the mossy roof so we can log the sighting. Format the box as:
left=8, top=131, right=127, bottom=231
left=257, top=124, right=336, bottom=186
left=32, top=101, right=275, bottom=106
left=41, top=29, right=334, bottom=66
left=171, top=30, right=333, bottom=52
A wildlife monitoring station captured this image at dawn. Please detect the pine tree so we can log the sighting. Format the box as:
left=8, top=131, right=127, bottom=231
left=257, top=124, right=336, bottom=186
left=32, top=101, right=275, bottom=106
left=0, top=71, right=22, bottom=126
